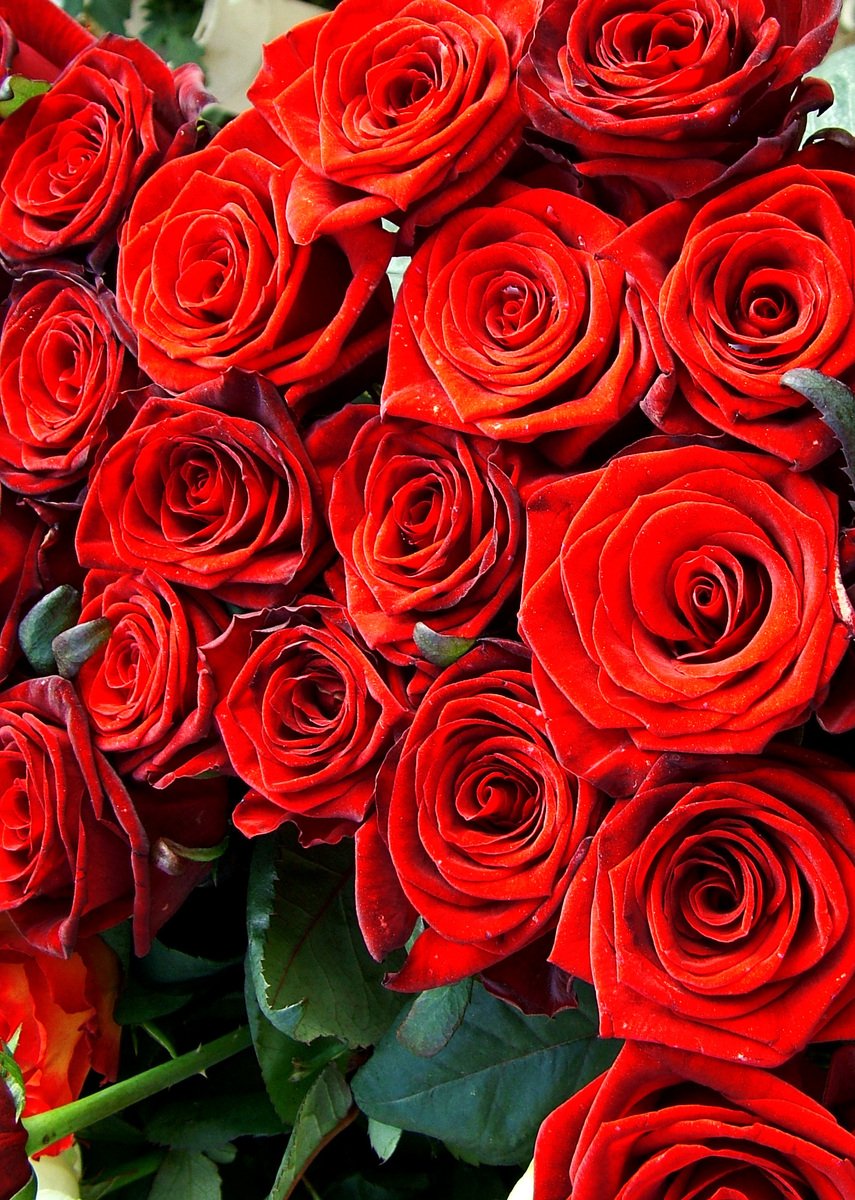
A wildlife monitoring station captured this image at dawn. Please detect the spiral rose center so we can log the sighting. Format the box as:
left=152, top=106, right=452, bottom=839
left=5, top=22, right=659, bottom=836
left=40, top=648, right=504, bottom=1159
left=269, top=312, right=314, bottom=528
left=670, top=550, right=766, bottom=658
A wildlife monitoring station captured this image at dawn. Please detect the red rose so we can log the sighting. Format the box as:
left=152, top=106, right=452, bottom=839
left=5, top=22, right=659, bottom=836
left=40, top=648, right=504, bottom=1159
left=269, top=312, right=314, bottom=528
left=75, top=571, right=230, bottom=787
left=117, top=109, right=393, bottom=402
left=75, top=371, right=329, bottom=609
left=203, top=597, right=409, bottom=845
left=553, top=749, right=855, bottom=1067
left=0, top=35, right=208, bottom=264
left=382, top=185, right=661, bottom=463
left=0, top=269, right=136, bottom=494
left=0, top=919, right=120, bottom=1123
left=533, top=1041, right=855, bottom=1200
left=356, top=642, right=602, bottom=992
left=248, top=0, right=537, bottom=244
left=519, top=441, right=851, bottom=795
left=0, top=493, right=44, bottom=686
left=612, top=165, right=855, bottom=467
left=0, top=675, right=150, bottom=956
left=321, top=410, right=530, bottom=664
left=0, top=0, right=94, bottom=85
left=519, top=0, right=837, bottom=213
left=0, top=1080, right=29, bottom=1200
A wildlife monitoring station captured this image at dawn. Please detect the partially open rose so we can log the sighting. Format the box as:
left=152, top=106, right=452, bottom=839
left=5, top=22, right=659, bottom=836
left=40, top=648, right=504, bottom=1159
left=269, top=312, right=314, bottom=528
left=520, top=0, right=838, bottom=214
left=76, top=371, right=328, bottom=609
left=0, top=0, right=93, bottom=87
left=532, top=1042, right=855, bottom=1200
left=519, top=440, right=851, bottom=795
left=249, top=0, right=538, bottom=243
left=613, top=165, right=855, bottom=466
left=553, top=749, right=855, bottom=1066
left=383, top=185, right=661, bottom=464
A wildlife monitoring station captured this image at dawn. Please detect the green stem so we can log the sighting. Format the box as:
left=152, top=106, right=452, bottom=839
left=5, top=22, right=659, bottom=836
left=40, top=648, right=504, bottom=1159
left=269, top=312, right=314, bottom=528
left=23, top=1025, right=251, bottom=1155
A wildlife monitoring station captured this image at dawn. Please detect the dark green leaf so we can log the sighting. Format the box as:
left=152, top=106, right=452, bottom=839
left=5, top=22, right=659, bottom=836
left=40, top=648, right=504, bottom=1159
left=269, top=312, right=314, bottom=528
left=148, top=1150, right=220, bottom=1200
left=0, top=1042, right=25, bottom=1118
left=245, top=978, right=320, bottom=1127
left=52, top=618, right=111, bottom=678
left=80, top=1151, right=164, bottom=1199
left=247, top=835, right=406, bottom=1047
left=138, top=940, right=238, bottom=986
left=352, top=984, right=620, bottom=1165
left=0, top=76, right=50, bottom=119
left=413, top=623, right=476, bottom=668
left=397, top=980, right=472, bottom=1058
left=144, top=1091, right=282, bottom=1152
left=782, top=369, right=855, bottom=508
left=18, top=585, right=80, bottom=674
left=266, top=1063, right=354, bottom=1200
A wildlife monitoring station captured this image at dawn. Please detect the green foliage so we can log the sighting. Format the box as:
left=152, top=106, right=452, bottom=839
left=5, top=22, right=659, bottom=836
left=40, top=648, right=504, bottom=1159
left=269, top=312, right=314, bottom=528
left=148, top=1150, right=221, bottom=1200
left=0, top=76, right=50, bottom=118
left=806, top=45, right=855, bottom=138
left=18, top=585, right=80, bottom=674
left=266, top=1063, right=354, bottom=1200
left=782, top=369, right=855, bottom=512
left=396, top=980, right=472, bottom=1058
left=412, top=622, right=476, bottom=667
left=352, top=984, right=620, bottom=1166
left=247, top=834, right=407, bottom=1048
left=137, top=0, right=204, bottom=65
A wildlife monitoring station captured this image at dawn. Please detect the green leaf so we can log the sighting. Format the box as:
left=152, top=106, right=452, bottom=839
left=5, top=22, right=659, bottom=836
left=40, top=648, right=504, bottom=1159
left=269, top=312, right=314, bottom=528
left=267, top=1063, right=354, bottom=1200
left=8, top=1173, right=36, bottom=1200
left=148, top=1150, right=221, bottom=1200
left=805, top=45, right=855, bottom=139
left=781, top=369, right=855, bottom=506
left=352, top=984, right=620, bottom=1166
left=247, top=834, right=406, bottom=1047
left=144, top=1091, right=283, bottom=1153
left=396, top=979, right=472, bottom=1058
left=18, top=585, right=80, bottom=674
left=413, top=623, right=476, bottom=668
left=0, top=76, right=50, bottom=119
left=138, top=940, right=239, bottom=986
left=245, top=978, right=320, bottom=1126
left=138, top=1, right=203, bottom=66
left=0, top=1039, right=26, bottom=1119
left=367, top=1118, right=401, bottom=1163
left=85, top=0, right=132, bottom=32
left=80, top=1151, right=164, bottom=1199
left=52, top=617, right=111, bottom=678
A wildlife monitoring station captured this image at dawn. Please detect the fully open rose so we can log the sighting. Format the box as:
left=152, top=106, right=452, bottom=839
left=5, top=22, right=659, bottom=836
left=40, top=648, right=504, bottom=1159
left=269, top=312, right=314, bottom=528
left=615, top=164, right=855, bottom=465
left=532, top=1041, right=855, bottom=1199
left=519, top=440, right=851, bottom=795
left=382, top=185, right=661, bottom=464
left=519, top=0, right=838, bottom=214
left=552, top=749, right=855, bottom=1066
left=356, top=641, right=602, bottom=995
left=249, top=0, right=537, bottom=243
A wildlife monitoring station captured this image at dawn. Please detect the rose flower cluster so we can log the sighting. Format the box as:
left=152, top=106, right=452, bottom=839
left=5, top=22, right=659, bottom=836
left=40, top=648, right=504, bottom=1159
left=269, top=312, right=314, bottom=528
left=2, top=0, right=855, bottom=1194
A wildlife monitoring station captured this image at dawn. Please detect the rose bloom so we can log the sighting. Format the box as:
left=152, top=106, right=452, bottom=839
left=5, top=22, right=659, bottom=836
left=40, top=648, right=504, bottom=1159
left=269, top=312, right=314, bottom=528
left=203, top=597, right=409, bottom=845
left=0, top=675, right=149, bottom=957
left=0, top=0, right=93, bottom=86
left=382, top=186, right=661, bottom=464
left=0, top=1079, right=29, bottom=1200
left=519, top=0, right=838, bottom=214
left=248, top=0, right=537, bottom=243
left=532, top=1041, right=855, bottom=1200
left=519, top=440, right=851, bottom=795
left=117, top=108, right=393, bottom=401
left=75, top=571, right=230, bottom=787
left=320, top=409, right=530, bottom=664
left=356, top=642, right=602, bottom=996
left=553, top=749, right=855, bottom=1067
left=0, top=269, right=135, bottom=495
left=75, top=371, right=329, bottom=609
left=0, top=36, right=209, bottom=264
left=615, top=165, right=855, bottom=466
left=0, top=492, right=44, bottom=686
left=0, top=919, right=120, bottom=1126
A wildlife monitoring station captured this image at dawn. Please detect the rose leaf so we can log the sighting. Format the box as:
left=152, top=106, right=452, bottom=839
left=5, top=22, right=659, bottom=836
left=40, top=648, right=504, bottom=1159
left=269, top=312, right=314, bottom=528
left=782, top=368, right=855, bottom=507
left=413, top=622, right=476, bottom=668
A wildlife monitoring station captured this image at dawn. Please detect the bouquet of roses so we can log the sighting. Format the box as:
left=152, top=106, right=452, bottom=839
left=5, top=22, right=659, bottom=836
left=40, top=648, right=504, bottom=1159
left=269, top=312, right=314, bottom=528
left=3, top=0, right=855, bottom=1196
